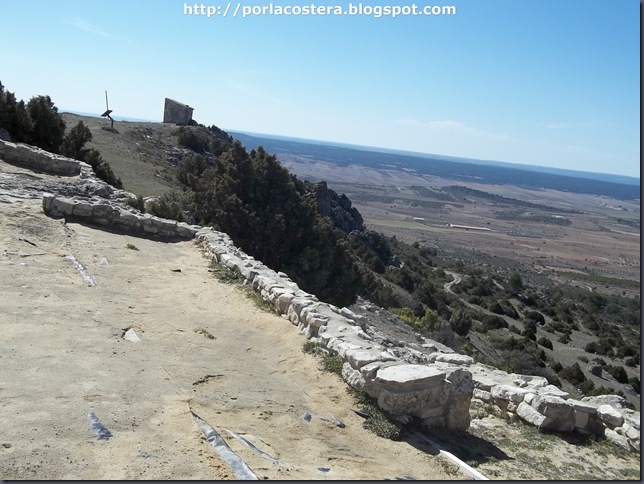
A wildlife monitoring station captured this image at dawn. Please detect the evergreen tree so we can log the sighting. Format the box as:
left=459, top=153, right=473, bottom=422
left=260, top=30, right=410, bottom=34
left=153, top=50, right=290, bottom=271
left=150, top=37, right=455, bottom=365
left=26, top=95, right=65, bottom=152
left=60, top=121, right=92, bottom=160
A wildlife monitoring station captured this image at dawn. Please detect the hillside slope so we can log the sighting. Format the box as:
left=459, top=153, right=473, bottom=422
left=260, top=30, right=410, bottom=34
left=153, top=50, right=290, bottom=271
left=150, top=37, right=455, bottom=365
left=59, top=113, right=640, bottom=409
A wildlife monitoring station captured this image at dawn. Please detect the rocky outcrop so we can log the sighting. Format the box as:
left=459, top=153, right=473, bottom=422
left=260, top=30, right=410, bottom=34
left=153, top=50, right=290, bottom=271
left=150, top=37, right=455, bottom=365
left=307, top=181, right=364, bottom=233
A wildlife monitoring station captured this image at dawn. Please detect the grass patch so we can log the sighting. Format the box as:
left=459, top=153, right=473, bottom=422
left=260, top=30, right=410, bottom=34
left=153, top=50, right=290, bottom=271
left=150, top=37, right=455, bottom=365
left=243, top=288, right=274, bottom=313
left=301, top=341, right=344, bottom=374
left=206, top=259, right=274, bottom=313
left=208, top=261, right=243, bottom=284
left=350, top=389, right=403, bottom=440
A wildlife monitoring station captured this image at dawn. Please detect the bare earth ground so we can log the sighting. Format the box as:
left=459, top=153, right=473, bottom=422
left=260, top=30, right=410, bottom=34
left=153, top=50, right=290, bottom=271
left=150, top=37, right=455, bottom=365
left=0, top=195, right=462, bottom=480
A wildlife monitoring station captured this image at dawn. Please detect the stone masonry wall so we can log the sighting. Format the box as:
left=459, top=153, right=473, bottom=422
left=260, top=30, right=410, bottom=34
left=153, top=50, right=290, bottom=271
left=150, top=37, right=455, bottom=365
left=163, top=98, right=194, bottom=125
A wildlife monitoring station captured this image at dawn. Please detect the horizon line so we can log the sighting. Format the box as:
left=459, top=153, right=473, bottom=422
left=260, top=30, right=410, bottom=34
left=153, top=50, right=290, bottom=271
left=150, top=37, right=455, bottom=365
left=60, top=110, right=640, bottom=182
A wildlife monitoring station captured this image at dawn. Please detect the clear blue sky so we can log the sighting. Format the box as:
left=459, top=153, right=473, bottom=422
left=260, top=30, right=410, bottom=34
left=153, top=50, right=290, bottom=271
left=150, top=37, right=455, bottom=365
left=1, top=0, right=640, bottom=177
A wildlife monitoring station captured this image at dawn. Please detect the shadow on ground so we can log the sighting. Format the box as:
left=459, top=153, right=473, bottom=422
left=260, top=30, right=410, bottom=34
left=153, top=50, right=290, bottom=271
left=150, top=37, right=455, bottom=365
left=405, top=428, right=513, bottom=467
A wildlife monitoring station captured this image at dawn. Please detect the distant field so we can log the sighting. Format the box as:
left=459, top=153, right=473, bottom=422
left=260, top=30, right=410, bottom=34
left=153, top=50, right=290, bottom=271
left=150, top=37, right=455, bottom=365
left=231, top=131, right=640, bottom=200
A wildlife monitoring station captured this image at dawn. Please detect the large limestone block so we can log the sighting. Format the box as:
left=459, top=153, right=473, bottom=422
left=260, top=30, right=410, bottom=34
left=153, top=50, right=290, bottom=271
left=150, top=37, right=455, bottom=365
left=158, top=219, right=178, bottom=236
left=624, top=424, right=640, bottom=441
left=339, top=307, right=362, bottom=323
left=374, top=365, right=472, bottom=429
left=51, top=197, right=75, bottom=216
left=92, top=203, right=118, bottom=222
left=360, top=360, right=401, bottom=380
left=71, top=201, right=93, bottom=218
left=375, top=364, right=446, bottom=390
left=581, top=394, right=632, bottom=410
left=597, top=404, right=624, bottom=428
left=329, top=341, right=362, bottom=359
left=117, top=210, right=142, bottom=228
left=622, top=410, right=640, bottom=431
left=473, top=388, right=492, bottom=402
left=574, top=410, right=590, bottom=430
left=538, top=385, right=569, bottom=398
left=42, top=194, right=55, bottom=213
left=434, top=353, right=475, bottom=366
left=516, top=396, right=575, bottom=432
left=532, top=395, right=574, bottom=420
left=342, top=362, right=379, bottom=397
left=344, top=347, right=395, bottom=370
left=176, top=222, right=199, bottom=238
left=604, top=428, right=631, bottom=451
left=566, top=399, right=597, bottom=414
left=507, top=374, right=549, bottom=390
left=470, top=364, right=515, bottom=391
left=275, top=292, right=295, bottom=315
left=444, top=366, right=474, bottom=396
left=490, top=384, right=532, bottom=404
left=516, top=402, right=549, bottom=428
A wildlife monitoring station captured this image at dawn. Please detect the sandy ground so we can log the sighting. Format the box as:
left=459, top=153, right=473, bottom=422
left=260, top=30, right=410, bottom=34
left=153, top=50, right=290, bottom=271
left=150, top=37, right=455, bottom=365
left=0, top=194, right=460, bottom=480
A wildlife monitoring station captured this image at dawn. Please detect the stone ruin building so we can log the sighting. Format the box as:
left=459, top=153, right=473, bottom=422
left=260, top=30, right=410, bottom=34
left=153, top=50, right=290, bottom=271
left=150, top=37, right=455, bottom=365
left=163, top=98, right=194, bottom=125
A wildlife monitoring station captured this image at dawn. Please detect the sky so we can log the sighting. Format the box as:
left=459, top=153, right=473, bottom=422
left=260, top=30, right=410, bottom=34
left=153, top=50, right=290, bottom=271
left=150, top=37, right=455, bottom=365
left=1, top=0, right=640, bottom=178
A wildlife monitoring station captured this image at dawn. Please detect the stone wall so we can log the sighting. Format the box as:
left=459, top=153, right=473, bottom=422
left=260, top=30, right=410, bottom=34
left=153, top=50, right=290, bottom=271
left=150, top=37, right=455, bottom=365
left=163, top=98, right=194, bottom=125
left=468, top=364, right=640, bottom=452
left=0, top=140, right=82, bottom=176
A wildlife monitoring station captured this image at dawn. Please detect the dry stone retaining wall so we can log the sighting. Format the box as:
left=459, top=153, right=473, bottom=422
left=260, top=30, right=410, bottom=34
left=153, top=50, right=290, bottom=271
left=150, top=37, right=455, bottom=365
left=0, top=140, right=82, bottom=176
left=468, top=364, right=640, bottom=452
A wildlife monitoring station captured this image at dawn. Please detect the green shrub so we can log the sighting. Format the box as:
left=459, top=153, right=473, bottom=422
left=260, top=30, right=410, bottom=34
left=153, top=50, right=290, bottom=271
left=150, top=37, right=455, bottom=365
left=558, top=333, right=571, bottom=344
left=26, top=95, right=65, bottom=152
left=625, top=356, right=639, bottom=367
left=558, top=362, right=587, bottom=385
left=605, top=365, right=628, bottom=384
left=84, top=148, right=123, bottom=188
left=126, top=194, right=146, bottom=212
left=322, top=353, right=344, bottom=375
left=0, top=83, right=32, bottom=142
left=146, top=191, right=186, bottom=222
left=481, top=314, right=508, bottom=332
left=60, top=121, right=92, bottom=160
left=628, top=377, right=640, bottom=394
left=524, top=310, right=546, bottom=325
left=537, top=337, right=553, bottom=350
left=177, top=126, right=211, bottom=153
left=176, top=153, right=208, bottom=187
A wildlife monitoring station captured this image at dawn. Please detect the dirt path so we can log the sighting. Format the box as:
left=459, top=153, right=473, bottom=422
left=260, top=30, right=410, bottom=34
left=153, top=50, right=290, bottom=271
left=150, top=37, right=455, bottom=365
left=0, top=196, right=459, bottom=480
